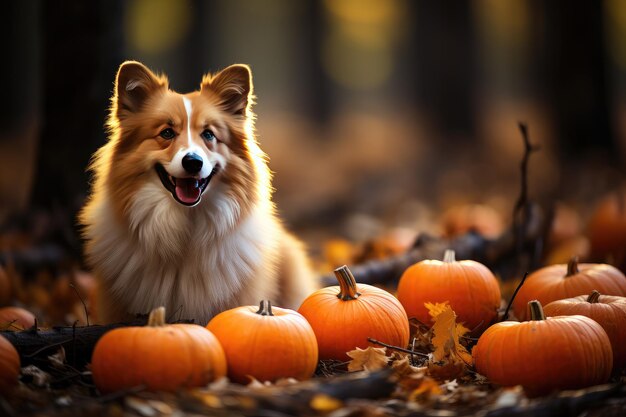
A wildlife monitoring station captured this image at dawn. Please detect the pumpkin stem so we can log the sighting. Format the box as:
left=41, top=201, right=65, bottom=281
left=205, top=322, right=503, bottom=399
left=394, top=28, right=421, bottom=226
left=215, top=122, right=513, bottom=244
left=334, top=265, right=361, bottom=300
left=528, top=300, right=546, bottom=321
left=587, top=290, right=601, bottom=304
left=256, top=300, right=274, bottom=316
left=147, top=306, right=166, bottom=327
left=565, top=256, right=579, bottom=277
left=443, top=249, right=456, bottom=263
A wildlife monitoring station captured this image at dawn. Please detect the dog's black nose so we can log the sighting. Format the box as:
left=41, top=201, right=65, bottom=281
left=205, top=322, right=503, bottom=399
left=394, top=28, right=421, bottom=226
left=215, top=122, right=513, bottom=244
left=182, top=153, right=203, bottom=174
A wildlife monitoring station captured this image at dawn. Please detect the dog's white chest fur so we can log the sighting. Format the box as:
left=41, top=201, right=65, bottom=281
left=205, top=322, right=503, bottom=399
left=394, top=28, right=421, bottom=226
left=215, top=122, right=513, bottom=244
left=87, top=181, right=281, bottom=324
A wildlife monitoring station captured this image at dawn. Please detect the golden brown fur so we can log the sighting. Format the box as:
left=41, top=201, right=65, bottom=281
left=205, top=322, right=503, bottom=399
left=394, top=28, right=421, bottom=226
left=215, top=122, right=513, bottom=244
left=80, top=61, right=317, bottom=324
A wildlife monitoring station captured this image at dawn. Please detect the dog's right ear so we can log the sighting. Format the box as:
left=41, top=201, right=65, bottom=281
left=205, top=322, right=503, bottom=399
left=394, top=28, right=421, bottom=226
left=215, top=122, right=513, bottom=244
left=114, top=61, right=167, bottom=118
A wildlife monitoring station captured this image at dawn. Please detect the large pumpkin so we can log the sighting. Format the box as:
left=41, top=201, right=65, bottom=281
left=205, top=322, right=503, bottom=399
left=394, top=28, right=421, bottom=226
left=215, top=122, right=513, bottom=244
left=512, top=257, right=626, bottom=321
left=298, top=265, right=409, bottom=361
left=0, top=335, right=20, bottom=395
left=91, top=307, right=226, bottom=393
left=397, top=250, right=501, bottom=333
left=544, top=291, right=626, bottom=371
left=473, top=300, right=612, bottom=397
left=207, top=300, right=318, bottom=383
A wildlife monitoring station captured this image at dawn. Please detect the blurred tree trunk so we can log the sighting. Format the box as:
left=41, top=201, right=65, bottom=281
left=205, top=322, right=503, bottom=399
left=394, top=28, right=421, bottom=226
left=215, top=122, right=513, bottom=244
left=31, top=0, right=125, bottom=208
left=543, top=1, right=616, bottom=164
left=0, top=1, right=41, bottom=220
left=412, top=0, right=476, bottom=139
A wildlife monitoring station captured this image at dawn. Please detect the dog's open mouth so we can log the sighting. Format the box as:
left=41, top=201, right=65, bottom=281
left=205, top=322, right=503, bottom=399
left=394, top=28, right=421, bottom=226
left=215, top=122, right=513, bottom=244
left=155, top=163, right=219, bottom=206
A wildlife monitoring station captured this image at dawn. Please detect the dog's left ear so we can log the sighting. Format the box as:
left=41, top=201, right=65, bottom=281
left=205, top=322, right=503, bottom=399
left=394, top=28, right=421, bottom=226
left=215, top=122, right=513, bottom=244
left=202, top=64, right=253, bottom=116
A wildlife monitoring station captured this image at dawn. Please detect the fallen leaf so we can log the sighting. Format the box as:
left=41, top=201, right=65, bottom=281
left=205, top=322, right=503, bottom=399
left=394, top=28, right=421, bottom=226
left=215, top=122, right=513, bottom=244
left=426, top=303, right=472, bottom=380
left=428, top=303, right=472, bottom=365
left=409, top=377, right=442, bottom=401
left=425, top=301, right=450, bottom=321
left=392, top=355, right=428, bottom=394
left=347, top=346, right=388, bottom=372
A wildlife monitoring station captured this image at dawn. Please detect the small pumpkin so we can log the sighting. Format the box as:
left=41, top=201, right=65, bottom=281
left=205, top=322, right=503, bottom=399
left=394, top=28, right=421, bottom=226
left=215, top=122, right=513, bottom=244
left=512, top=257, right=626, bottom=321
left=441, top=204, right=504, bottom=239
left=473, top=300, right=613, bottom=397
left=397, top=250, right=501, bottom=333
left=207, top=300, right=318, bottom=383
left=91, top=307, right=226, bottom=393
left=0, top=307, right=36, bottom=330
left=0, top=266, right=12, bottom=306
left=298, top=265, right=409, bottom=361
left=544, top=291, right=626, bottom=371
left=0, top=335, right=20, bottom=395
left=587, top=190, right=626, bottom=261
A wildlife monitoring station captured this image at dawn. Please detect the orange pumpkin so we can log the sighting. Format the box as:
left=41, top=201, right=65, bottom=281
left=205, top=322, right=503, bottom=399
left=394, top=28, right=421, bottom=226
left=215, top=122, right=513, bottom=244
left=587, top=190, right=626, bottom=261
left=0, top=266, right=11, bottom=306
left=298, top=266, right=409, bottom=361
left=207, top=300, right=318, bottom=383
left=0, top=335, right=20, bottom=395
left=512, top=257, right=626, bottom=321
left=441, top=204, right=504, bottom=239
left=91, top=307, right=226, bottom=393
left=397, top=250, right=501, bottom=333
left=544, top=291, right=626, bottom=371
left=0, top=307, right=36, bottom=330
left=473, top=300, right=612, bottom=397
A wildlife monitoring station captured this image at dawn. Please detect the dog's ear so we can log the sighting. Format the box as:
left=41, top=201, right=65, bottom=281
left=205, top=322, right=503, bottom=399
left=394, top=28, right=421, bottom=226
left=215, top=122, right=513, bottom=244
left=114, top=61, right=166, bottom=118
left=202, top=64, right=253, bottom=116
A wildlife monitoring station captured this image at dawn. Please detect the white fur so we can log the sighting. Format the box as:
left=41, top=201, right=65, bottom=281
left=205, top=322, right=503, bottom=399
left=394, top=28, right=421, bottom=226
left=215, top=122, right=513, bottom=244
left=85, top=174, right=282, bottom=324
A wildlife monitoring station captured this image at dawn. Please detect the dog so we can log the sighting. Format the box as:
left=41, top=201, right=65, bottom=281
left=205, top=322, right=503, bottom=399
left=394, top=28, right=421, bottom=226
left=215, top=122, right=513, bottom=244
left=80, top=61, right=317, bottom=324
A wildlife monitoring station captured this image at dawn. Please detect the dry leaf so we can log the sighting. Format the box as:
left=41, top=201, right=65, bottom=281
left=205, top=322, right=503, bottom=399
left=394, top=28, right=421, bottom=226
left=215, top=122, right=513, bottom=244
left=428, top=303, right=472, bottom=365
left=392, top=355, right=428, bottom=394
left=426, top=302, right=472, bottom=380
left=391, top=355, right=425, bottom=379
left=347, top=346, right=389, bottom=372
left=425, top=301, right=450, bottom=321
left=409, top=377, right=443, bottom=401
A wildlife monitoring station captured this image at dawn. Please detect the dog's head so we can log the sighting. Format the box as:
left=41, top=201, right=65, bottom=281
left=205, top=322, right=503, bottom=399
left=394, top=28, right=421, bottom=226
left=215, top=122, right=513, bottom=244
left=103, top=61, right=267, bottom=219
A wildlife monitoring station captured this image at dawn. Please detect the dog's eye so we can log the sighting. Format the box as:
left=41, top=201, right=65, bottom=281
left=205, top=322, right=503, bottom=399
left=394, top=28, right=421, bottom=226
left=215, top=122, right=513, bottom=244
left=201, top=129, right=215, bottom=141
left=159, top=128, right=176, bottom=140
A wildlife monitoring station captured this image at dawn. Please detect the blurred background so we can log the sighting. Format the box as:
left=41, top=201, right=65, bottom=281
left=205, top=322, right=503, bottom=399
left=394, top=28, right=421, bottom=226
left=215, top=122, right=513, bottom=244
left=2, top=0, right=626, bottom=284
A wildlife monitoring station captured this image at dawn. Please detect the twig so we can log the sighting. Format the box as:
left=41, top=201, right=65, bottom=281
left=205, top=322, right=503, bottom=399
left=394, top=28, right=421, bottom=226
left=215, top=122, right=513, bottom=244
left=501, top=271, right=529, bottom=321
left=23, top=338, right=74, bottom=358
left=69, top=283, right=89, bottom=326
left=367, top=337, right=429, bottom=357
left=513, top=122, right=540, bottom=268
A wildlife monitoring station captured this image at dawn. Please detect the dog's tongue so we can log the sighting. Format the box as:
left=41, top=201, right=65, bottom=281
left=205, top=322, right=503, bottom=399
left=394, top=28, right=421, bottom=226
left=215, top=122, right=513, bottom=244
left=175, top=178, right=201, bottom=204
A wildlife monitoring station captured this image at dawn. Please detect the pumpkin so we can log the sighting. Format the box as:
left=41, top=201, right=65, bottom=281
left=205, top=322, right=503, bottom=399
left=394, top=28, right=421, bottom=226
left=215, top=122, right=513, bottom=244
left=512, top=257, right=626, bottom=321
left=544, top=291, right=626, bottom=371
left=0, top=266, right=11, bottom=306
left=298, top=265, right=409, bottom=361
left=473, top=300, right=613, bottom=397
left=0, top=335, right=20, bottom=395
left=91, top=307, right=226, bottom=393
left=207, top=300, right=318, bottom=383
left=0, top=307, right=36, bottom=330
left=397, top=250, right=501, bottom=333
left=587, top=190, right=626, bottom=261
left=441, top=204, right=504, bottom=239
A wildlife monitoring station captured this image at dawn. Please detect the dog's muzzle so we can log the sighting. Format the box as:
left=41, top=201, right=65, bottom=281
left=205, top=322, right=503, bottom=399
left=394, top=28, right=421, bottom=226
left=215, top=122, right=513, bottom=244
left=155, top=163, right=219, bottom=207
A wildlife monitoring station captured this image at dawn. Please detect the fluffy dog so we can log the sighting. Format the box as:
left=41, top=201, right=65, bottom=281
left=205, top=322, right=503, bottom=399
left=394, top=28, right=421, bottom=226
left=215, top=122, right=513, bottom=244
left=80, top=61, right=316, bottom=324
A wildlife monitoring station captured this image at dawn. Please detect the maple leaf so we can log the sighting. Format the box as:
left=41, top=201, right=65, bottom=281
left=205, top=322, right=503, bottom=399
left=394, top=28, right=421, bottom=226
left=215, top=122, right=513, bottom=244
left=346, top=346, right=388, bottom=372
left=426, top=302, right=472, bottom=380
